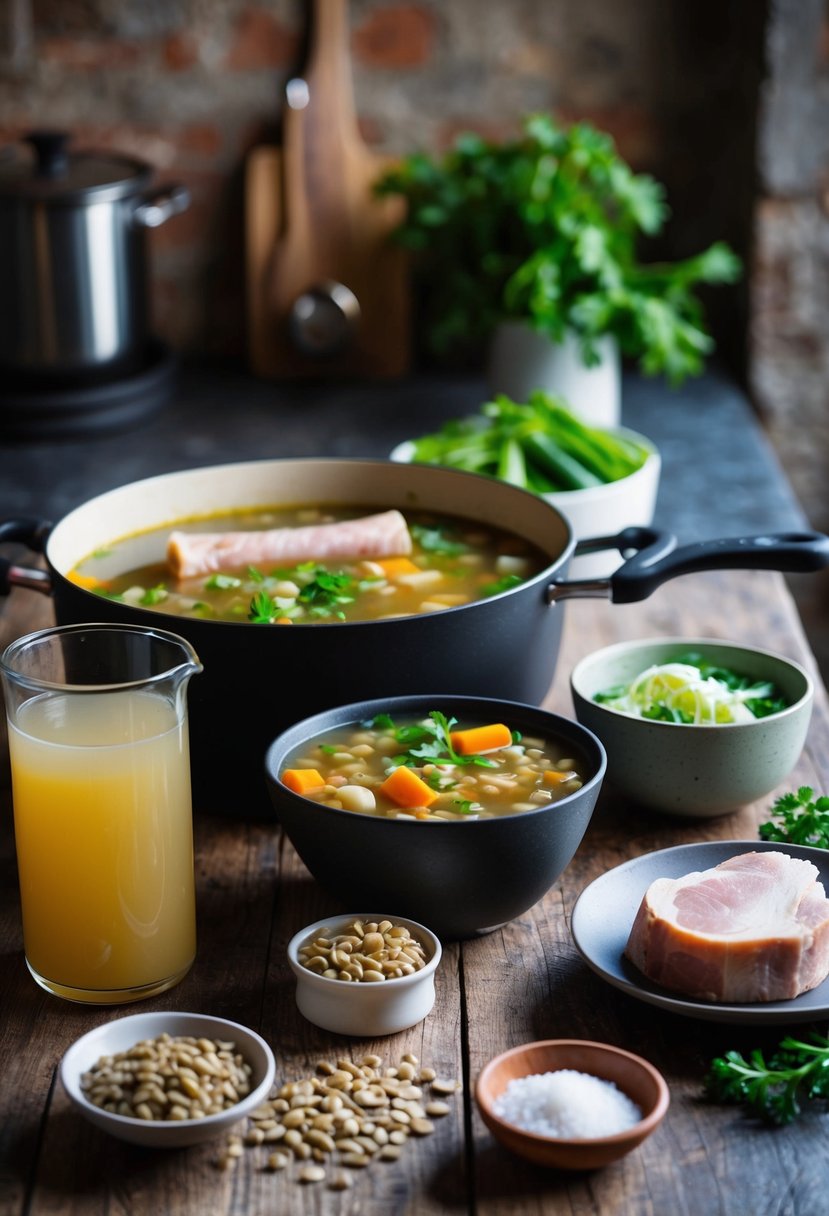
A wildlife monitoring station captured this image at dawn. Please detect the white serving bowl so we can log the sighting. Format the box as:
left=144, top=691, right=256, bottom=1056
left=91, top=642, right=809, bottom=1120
left=60, top=1011, right=276, bottom=1147
left=570, top=637, right=814, bottom=817
left=390, top=429, right=660, bottom=579
left=287, top=913, right=442, bottom=1036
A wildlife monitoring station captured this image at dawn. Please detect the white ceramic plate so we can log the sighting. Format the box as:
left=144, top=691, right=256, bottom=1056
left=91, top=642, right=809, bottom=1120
left=570, top=840, right=829, bottom=1024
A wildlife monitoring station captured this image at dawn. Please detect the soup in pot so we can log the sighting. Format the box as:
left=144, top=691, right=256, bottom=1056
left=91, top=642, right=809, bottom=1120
left=69, top=505, right=547, bottom=624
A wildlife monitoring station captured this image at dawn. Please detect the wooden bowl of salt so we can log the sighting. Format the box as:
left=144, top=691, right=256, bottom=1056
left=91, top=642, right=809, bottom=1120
left=475, top=1039, right=669, bottom=1170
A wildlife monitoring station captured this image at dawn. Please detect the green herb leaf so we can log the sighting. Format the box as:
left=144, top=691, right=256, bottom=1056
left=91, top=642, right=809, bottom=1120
left=205, top=573, right=242, bottom=590
left=248, top=591, right=277, bottom=623
left=375, top=112, right=741, bottom=382
left=481, top=573, right=524, bottom=597
left=139, top=584, right=168, bottom=607
left=705, top=1034, right=829, bottom=1125
left=409, top=524, right=468, bottom=556
left=297, top=569, right=355, bottom=613
left=759, top=787, right=829, bottom=849
left=375, top=710, right=498, bottom=770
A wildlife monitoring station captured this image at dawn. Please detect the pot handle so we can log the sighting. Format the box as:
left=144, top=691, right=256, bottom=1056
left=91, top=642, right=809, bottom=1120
left=550, top=529, right=829, bottom=605
left=0, top=518, right=54, bottom=597
left=133, top=184, right=191, bottom=229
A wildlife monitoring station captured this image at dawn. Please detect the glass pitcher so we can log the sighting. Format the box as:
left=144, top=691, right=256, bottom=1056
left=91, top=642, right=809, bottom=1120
left=0, top=622, right=202, bottom=1004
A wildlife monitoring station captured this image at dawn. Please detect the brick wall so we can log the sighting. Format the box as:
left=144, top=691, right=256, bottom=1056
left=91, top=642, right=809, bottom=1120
left=0, top=0, right=765, bottom=379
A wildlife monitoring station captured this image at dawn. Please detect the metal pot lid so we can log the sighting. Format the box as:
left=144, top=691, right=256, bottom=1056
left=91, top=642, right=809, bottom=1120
left=0, top=131, right=152, bottom=203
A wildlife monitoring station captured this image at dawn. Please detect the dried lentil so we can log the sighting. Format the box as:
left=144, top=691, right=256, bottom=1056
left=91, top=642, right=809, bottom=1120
left=297, top=919, right=429, bottom=982
left=215, top=1052, right=460, bottom=1187
left=80, top=1033, right=253, bottom=1122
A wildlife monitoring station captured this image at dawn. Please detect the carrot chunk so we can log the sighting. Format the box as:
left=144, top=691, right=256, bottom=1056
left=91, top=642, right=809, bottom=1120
left=66, top=570, right=110, bottom=591
left=375, top=557, right=421, bottom=578
left=378, top=766, right=439, bottom=808
left=544, top=769, right=573, bottom=784
left=282, top=769, right=326, bottom=795
left=449, top=723, right=512, bottom=755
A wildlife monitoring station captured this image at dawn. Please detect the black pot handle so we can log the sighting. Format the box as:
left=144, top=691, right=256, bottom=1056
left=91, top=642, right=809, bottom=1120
left=0, top=518, right=53, bottom=597
left=573, top=525, right=677, bottom=563
left=551, top=529, right=829, bottom=604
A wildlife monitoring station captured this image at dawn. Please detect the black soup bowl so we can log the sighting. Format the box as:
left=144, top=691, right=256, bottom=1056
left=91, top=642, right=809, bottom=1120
left=264, top=694, right=607, bottom=940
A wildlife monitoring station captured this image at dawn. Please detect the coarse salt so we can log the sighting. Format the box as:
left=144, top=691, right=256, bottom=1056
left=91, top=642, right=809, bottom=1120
left=492, top=1069, right=642, bottom=1139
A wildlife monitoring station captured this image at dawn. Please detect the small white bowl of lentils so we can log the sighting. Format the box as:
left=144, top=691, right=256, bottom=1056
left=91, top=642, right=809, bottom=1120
left=60, top=1010, right=276, bottom=1147
left=287, top=914, right=442, bottom=1036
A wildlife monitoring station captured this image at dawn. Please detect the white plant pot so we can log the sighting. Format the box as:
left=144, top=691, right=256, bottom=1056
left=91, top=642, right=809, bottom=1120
left=486, top=322, right=621, bottom=428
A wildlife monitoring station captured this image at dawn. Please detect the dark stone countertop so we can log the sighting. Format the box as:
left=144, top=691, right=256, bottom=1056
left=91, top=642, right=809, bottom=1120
left=0, top=362, right=807, bottom=541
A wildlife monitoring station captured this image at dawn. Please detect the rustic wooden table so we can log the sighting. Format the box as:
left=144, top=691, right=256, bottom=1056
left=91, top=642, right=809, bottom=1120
left=1, top=369, right=827, bottom=1215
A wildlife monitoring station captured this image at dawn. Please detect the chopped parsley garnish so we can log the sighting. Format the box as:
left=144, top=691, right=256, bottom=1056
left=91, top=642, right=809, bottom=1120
left=247, top=565, right=265, bottom=583
left=374, top=710, right=497, bottom=769
left=205, top=573, right=242, bottom=590
left=248, top=591, right=278, bottom=623
left=297, top=570, right=355, bottom=616
left=409, top=524, right=468, bottom=557
left=140, top=584, right=169, bottom=606
left=452, top=798, right=477, bottom=814
left=481, top=573, right=524, bottom=597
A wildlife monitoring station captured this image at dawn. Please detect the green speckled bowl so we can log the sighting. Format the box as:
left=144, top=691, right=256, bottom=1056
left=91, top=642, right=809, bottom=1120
left=570, top=637, right=814, bottom=818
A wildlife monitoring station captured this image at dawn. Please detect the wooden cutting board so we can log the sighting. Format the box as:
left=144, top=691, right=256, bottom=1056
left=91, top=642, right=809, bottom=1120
left=245, top=0, right=410, bottom=379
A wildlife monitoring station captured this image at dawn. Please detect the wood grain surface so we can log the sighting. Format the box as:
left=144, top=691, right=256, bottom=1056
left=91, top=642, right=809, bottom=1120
left=1, top=562, right=827, bottom=1216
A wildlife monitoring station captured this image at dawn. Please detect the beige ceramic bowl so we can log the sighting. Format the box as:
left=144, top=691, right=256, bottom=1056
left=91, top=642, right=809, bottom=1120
left=570, top=637, right=814, bottom=817
left=476, top=1039, right=669, bottom=1170
left=287, top=912, right=442, bottom=1036
left=60, top=1010, right=276, bottom=1147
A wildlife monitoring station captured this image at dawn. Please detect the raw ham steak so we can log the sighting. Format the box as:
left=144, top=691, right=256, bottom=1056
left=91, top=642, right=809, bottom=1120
left=625, top=851, right=829, bottom=1003
left=167, top=510, right=412, bottom=578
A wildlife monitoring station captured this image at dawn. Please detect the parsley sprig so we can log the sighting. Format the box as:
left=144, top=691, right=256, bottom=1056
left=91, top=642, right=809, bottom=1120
left=706, top=1034, right=829, bottom=1124
left=297, top=569, right=355, bottom=615
left=248, top=591, right=279, bottom=623
left=373, top=710, right=497, bottom=770
left=759, top=787, right=829, bottom=849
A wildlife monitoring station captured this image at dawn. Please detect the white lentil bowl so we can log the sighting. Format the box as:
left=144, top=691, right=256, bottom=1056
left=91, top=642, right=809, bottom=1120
left=288, top=913, right=442, bottom=1036
left=60, top=1011, right=276, bottom=1148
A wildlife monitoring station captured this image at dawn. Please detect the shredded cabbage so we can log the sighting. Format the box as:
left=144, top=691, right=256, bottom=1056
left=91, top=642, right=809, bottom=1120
left=596, top=662, right=763, bottom=724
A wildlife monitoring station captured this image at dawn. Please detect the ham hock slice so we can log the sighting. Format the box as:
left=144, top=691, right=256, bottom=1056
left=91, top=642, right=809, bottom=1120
left=167, top=510, right=412, bottom=579
left=625, top=851, right=829, bottom=1003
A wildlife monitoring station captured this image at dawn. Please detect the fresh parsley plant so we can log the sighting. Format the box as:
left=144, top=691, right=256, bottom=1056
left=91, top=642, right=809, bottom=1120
left=376, top=113, right=741, bottom=382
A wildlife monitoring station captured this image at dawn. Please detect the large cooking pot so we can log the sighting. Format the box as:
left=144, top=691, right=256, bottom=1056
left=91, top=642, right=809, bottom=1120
left=0, top=131, right=189, bottom=380
left=2, top=458, right=828, bottom=817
